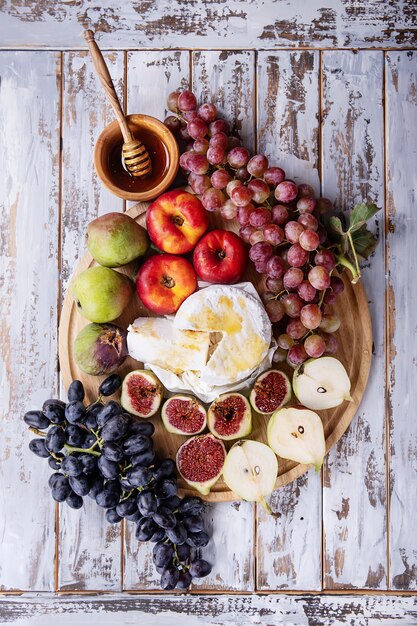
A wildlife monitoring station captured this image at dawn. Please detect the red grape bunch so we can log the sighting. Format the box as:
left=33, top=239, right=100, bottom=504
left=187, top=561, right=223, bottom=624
left=164, top=89, right=345, bottom=367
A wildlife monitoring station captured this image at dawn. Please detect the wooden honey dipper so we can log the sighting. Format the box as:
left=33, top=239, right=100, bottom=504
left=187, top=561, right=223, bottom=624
left=84, top=29, right=152, bottom=178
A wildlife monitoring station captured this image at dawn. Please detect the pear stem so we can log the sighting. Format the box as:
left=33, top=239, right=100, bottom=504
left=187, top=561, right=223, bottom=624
left=259, top=496, right=273, bottom=515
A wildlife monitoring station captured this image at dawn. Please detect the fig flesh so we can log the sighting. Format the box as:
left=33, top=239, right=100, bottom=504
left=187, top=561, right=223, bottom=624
left=161, top=395, right=207, bottom=435
left=267, top=406, right=325, bottom=470
left=293, top=356, right=352, bottom=410
left=74, top=323, right=128, bottom=376
left=207, top=393, right=252, bottom=441
left=249, top=369, right=291, bottom=414
left=121, top=370, right=163, bottom=418
left=222, top=440, right=278, bottom=513
left=176, top=434, right=226, bottom=495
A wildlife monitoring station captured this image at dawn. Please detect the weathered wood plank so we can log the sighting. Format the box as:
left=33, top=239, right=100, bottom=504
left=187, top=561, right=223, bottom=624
left=123, top=49, right=190, bottom=590
left=0, top=0, right=416, bottom=49
left=189, top=50, right=256, bottom=592
left=1, top=593, right=417, bottom=625
left=386, top=50, right=417, bottom=591
left=0, top=51, right=60, bottom=590
left=58, top=50, right=125, bottom=591
left=255, top=50, right=322, bottom=591
left=321, top=50, right=387, bottom=588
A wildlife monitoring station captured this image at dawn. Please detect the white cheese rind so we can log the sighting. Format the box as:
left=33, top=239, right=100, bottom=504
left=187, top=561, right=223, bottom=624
left=174, top=285, right=272, bottom=385
left=127, top=317, right=210, bottom=374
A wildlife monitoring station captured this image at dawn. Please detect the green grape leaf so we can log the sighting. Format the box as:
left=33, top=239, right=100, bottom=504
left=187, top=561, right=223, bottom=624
left=328, top=215, right=345, bottom=236
left=350, top=224, right=378, bottom=260
left=348, top=202, right=380, bottom=233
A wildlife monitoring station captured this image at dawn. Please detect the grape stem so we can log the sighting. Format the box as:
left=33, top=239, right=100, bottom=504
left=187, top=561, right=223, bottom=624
left=336, top=249, right=360, bottom=284
left=64, top=444, right=101, bottom=457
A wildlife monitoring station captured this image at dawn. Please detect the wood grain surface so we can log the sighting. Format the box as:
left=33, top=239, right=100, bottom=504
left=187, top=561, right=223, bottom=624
left=0, top=0, right=416, bottom=49
left=1, top=4, right=417, bottom=610
left=321, top=50, right=388, bottom=590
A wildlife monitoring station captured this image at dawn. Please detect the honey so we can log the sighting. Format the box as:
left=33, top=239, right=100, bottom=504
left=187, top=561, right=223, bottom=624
left=107, top=128, right=170, bottom=193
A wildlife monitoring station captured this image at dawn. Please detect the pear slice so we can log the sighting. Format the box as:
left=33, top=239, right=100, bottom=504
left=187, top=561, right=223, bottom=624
left=222, top=440, right=278, bottom=513
left=292, top=356, right=352, bottom=411
left=267, top=406, right=325, bottom=470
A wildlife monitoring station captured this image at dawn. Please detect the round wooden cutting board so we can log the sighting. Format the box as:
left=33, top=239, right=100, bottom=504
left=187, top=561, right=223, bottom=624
left=59, top=201, right=372, bottom=502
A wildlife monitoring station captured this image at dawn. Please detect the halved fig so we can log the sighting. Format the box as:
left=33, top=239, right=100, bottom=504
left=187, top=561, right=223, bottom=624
left=267, top=405, right=325, bottom=470
left=249, top=369, right=291, bottom=415
left=121, top=370, right=163, bottom=418
left=222, top=440, right=278, bottom=513
left=161, top=395, right=207, bottom=435
left=207, top=393, right=252, bottom=441
left=176, top=434, right=226, bottom=495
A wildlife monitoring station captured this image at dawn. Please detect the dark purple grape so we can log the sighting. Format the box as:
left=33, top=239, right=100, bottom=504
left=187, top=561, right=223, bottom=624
left=66, top=490, right=84, bottom=509
left=137, top=491, right=157, bottom=517
left=88, top=475, right=104, bottom=499
left=160, top=563, right=180, bottom=590
left=98, top=374, right=122, bottom=397
left=116, top=496, right=138, bottom=518
left=127, top=421, right=155, bottom=437
left=85, top=402, right=102, bottom=430
left=102, top=443, right=124, bottom=463
left=153, top=507, right=177, bottom=530
left=131, top=449, right=156, bottom=467
left=105, top=478, right=122, bottom=496
left=96, top=489, right=119, bottom=509
left=65, top=424, right=84, bottom=447
left=157, top=495, right=180, bottom=512
left=166, top=523, right=188, bottom=545
left=176, top=543, right=191, bottom=562
left=67, top=380, right=85, bottom=402
left=182, top=515, right=204, bottom=533
left=150, top=527, right=166, bottom=542
left=156, top=478, right=177, bottom=499
left=125, top=510, right=143, bottom=523
left=122, top=434, right=152, bottom=456
left=61, top=455, right=83, bottom=476
left=176, top=569, right=192, bottom=589
left=29, top=438, right=50, bottom=458
left=136, top=518, right=156, bottom=541
left=154, top=459, right=176, bottom=480
left=127, top=466, right=152, bottom=488
left=81, top=433, right=96, bottom=449
left=106, top=508, right=122, bottom=524
left=189, top=559, right=212, bottom=578
left=186, top=531, right=210, bottom=548
left=48, top=472, right=63, bottom=489
left=153, top=541, right=174, bottom=568
left=78, top=453, right=97, bottom=474
left=23, top=410, right=50, bottom=429
left=100, top=414, right=130, bottom=442
left=45, top=426, right=66, bottom=453
left=97, top=456, right=119, bottom=479
left=48, top=454, right=64, bottom=470
left=65, top=401, right=86, bottom=426
left=178, top=496, right=204, bottom=516
left=69, top=473, right=91, bottom=496
left=97, top=401, right=121, bottom=427
left=50, top=474, right=71, bottom=502
left=42, top=399, right=66, bottom=424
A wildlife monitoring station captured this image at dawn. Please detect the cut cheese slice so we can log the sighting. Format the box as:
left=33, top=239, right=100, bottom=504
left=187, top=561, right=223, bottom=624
left=174, top=285, right=272, bottom=385
left=127, top=317, right=210, bottom=375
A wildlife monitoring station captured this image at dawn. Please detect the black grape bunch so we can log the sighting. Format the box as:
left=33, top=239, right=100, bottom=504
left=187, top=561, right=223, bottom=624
left=24, top=375, right=212, bottom=590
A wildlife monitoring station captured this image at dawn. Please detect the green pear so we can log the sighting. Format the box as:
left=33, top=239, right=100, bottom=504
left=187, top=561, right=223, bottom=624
left=72, top=266, right=133, bottom=323
left=87, top=212, right=149, bottom=267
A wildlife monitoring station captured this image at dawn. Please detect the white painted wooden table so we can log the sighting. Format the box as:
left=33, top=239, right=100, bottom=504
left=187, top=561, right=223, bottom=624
left=0, top=2, right=416, bottom=624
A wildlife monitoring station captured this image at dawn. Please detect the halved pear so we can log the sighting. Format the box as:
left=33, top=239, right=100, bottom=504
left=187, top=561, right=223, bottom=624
left=267, top=406, right=325, bottom=470
left=222, top=440, right=278, bottom=513
left=292, top=356, right=352, bottom=411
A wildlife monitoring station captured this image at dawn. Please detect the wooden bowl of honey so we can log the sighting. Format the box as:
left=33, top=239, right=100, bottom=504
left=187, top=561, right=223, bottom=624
left=94, top=114, right=179, bottom=201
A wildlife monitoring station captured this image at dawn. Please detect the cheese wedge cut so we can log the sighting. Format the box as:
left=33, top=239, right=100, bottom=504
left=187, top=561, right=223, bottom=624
left=127, top=317, right=210, bottom=374
left=174, top=285, right=272, bottom=385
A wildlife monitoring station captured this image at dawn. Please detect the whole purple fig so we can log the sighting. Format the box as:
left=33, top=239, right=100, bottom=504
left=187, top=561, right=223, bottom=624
left=74, top=323, right=127, bottom=376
